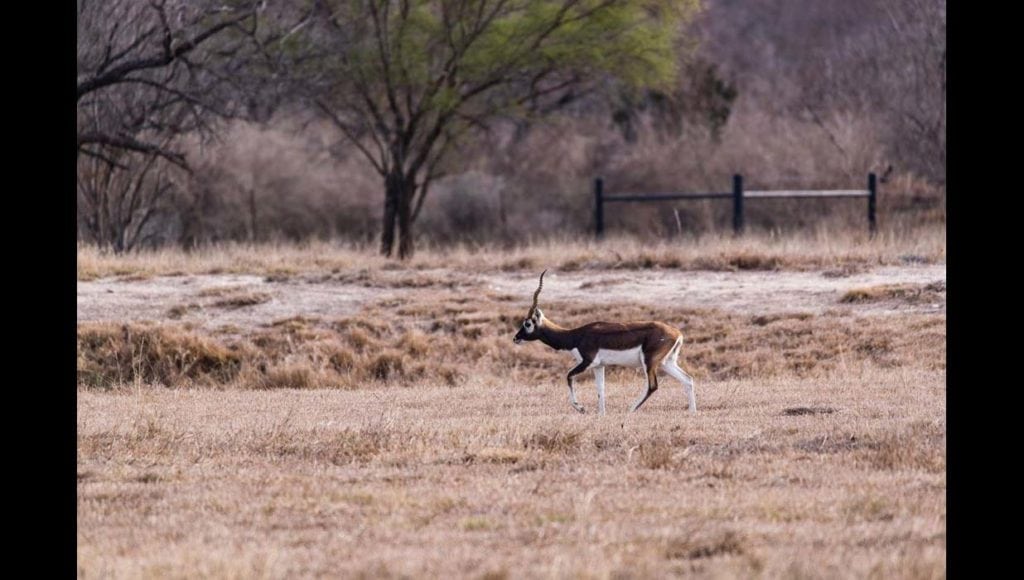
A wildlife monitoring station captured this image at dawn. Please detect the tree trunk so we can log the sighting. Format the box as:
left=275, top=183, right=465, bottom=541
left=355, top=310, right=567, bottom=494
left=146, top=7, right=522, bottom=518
left=382, top=168, right=418, bottom=259
left=98, top=185, right=112, bottom=252
left=248, top=188, right=257, bottom=243
left=397, top=185, right=414, bottom=260
left=380, top=173, right=400, bottom=257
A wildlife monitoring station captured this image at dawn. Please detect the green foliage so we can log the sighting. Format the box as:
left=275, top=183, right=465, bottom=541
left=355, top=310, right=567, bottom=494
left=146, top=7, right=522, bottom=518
left=282, top=0, right=700, bottom=256
left=314, top=0, right=696, bottom=123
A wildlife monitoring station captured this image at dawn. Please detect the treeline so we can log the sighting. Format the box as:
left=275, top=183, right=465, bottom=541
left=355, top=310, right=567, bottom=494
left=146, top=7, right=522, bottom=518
left=77, top=0, right=945, bottom=256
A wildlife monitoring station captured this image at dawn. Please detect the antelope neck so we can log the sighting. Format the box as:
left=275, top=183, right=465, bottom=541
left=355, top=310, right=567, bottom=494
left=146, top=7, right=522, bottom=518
left=537, top=321, right=577, bottom=351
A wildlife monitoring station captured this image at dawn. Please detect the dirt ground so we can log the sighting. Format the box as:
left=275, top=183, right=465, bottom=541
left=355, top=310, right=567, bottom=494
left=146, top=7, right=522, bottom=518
left=76, top=265, right=945, bottom=330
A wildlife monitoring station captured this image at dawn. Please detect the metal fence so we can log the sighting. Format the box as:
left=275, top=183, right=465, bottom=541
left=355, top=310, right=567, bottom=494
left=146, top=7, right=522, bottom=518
left=594, top=173, right=878, bottom=237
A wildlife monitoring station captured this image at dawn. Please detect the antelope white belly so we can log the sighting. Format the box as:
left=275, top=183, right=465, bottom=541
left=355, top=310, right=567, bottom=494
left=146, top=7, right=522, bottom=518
left=596, top=347, right=645, bottom=367
left=570, top=346, right=645, bottom=368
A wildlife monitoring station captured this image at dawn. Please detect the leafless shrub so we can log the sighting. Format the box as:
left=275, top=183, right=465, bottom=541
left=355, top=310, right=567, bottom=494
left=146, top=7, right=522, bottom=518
left=77, top=152, right=179, bottom=253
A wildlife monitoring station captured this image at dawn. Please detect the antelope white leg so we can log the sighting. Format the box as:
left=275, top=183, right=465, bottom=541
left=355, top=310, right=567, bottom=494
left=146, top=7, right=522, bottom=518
left=565, top=350, right=591, bottom=414
left=568, top=379, right=585, bottom=413
left=629, top=358, right=653, bottom=412
left=629, top=393, right=645, bottom=412
left=629, top=382, right=655, bottom=412
left=663, top=361, right=696, bottom=412
left=593, top=366, right=606, bottom=415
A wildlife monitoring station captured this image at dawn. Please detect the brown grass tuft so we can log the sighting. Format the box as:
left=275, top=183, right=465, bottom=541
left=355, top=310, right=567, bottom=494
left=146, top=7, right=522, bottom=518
left=368, top=352, right=406, bottom=381
left=467, top=448, right=525, bottom=465
left=665, top=530, right=745, bottom=560
left=727, top=252, right=783, bottom=271
left=840, top=282, right=944, bottom=304
left=860, top=421, right=945, bottom=472
left=211, top=292, right=272, bottom=309
left=324, top=343, right=357, bottom=372
left=751, top=312, right=814, bottom=326
left=260, top=364, right=317, bottom=389
left=397, top=331, right=431, bottom=356
left=637, top=440, right=675, bottom=469
left=523, top=430, right=582, bottom=454
left=77, top=323, right=245, bottom=388
left=166, top=303, right=200, bottom=319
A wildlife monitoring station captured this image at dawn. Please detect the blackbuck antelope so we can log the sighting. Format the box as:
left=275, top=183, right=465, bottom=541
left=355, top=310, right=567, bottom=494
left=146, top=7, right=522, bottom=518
left=513, top=270, right=697, bottom=414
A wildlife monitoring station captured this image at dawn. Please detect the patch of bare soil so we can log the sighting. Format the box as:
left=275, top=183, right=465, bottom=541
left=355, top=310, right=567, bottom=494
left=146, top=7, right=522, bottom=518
left=77, top=274, right=384, bottom=331
left=77, top=265, right=945, bottom=332
left=482, top=265, right=945, bottom=317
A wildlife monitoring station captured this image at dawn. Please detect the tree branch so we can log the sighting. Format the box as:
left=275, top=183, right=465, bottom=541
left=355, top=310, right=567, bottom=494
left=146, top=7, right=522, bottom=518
left=77, top=5, right=256, bottom=101
left=314, top=99, right=387, bottom=175
left=78, top=132, right=189, bottom=169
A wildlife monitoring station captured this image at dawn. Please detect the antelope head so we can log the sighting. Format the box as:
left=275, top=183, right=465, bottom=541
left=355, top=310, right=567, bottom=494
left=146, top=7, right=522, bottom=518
left=513, top=269, right=547, bottom=344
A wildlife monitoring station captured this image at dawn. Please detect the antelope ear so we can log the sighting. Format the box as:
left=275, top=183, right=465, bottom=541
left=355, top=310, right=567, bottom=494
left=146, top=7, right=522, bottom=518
left=533, top=308, right=544, bottom=321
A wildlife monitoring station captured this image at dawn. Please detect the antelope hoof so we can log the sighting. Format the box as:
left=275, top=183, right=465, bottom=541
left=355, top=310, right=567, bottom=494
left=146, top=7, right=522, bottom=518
left=573, top=404, right=586, bottom=414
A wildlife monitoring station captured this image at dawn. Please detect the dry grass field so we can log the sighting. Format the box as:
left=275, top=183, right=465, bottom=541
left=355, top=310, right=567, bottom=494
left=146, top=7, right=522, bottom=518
left=77, top=231, right=946, bottom=579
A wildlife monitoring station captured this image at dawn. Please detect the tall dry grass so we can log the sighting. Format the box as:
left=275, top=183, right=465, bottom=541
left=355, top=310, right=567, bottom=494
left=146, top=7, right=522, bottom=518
left=78, top=296, right=945, bottom=392
left=78, top=226, right=945, bottom=281
left=78, top=363, right=945, bottom=578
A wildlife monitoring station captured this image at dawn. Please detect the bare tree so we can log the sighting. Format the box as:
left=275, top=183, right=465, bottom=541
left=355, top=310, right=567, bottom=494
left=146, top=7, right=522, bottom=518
left=700, top=0, right=945, bottom=184
left=871, top=0, right=945, bottom=183
left=77, top=0, right=261, bottom=168
left=77, top=150, right=177, bottom=253
left=77, top=0, right=273, bottom=253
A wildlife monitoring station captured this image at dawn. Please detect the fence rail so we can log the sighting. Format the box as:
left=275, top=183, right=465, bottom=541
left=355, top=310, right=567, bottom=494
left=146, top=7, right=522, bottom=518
left=603, top=193, right=731, bottom=202
left=743, top=189, right=868, bottom=199
left=594, top=173, right=878, bottom=237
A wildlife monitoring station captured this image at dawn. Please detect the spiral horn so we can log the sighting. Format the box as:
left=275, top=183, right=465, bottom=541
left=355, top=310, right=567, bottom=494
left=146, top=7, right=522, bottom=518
left=530, top=269, right=547, bottom=316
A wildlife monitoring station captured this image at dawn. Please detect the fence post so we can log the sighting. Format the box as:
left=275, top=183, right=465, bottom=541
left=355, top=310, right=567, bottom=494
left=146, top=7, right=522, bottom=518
left=732, top=174, right=744, bottom=235
left=594, top=177, right=604, bottom=239
left=867, top=172, right=877, bottom=238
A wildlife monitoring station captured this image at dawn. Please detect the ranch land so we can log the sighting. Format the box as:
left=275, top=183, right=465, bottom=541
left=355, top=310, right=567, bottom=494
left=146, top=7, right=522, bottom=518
left=77, top=236, right=946, bottom=578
